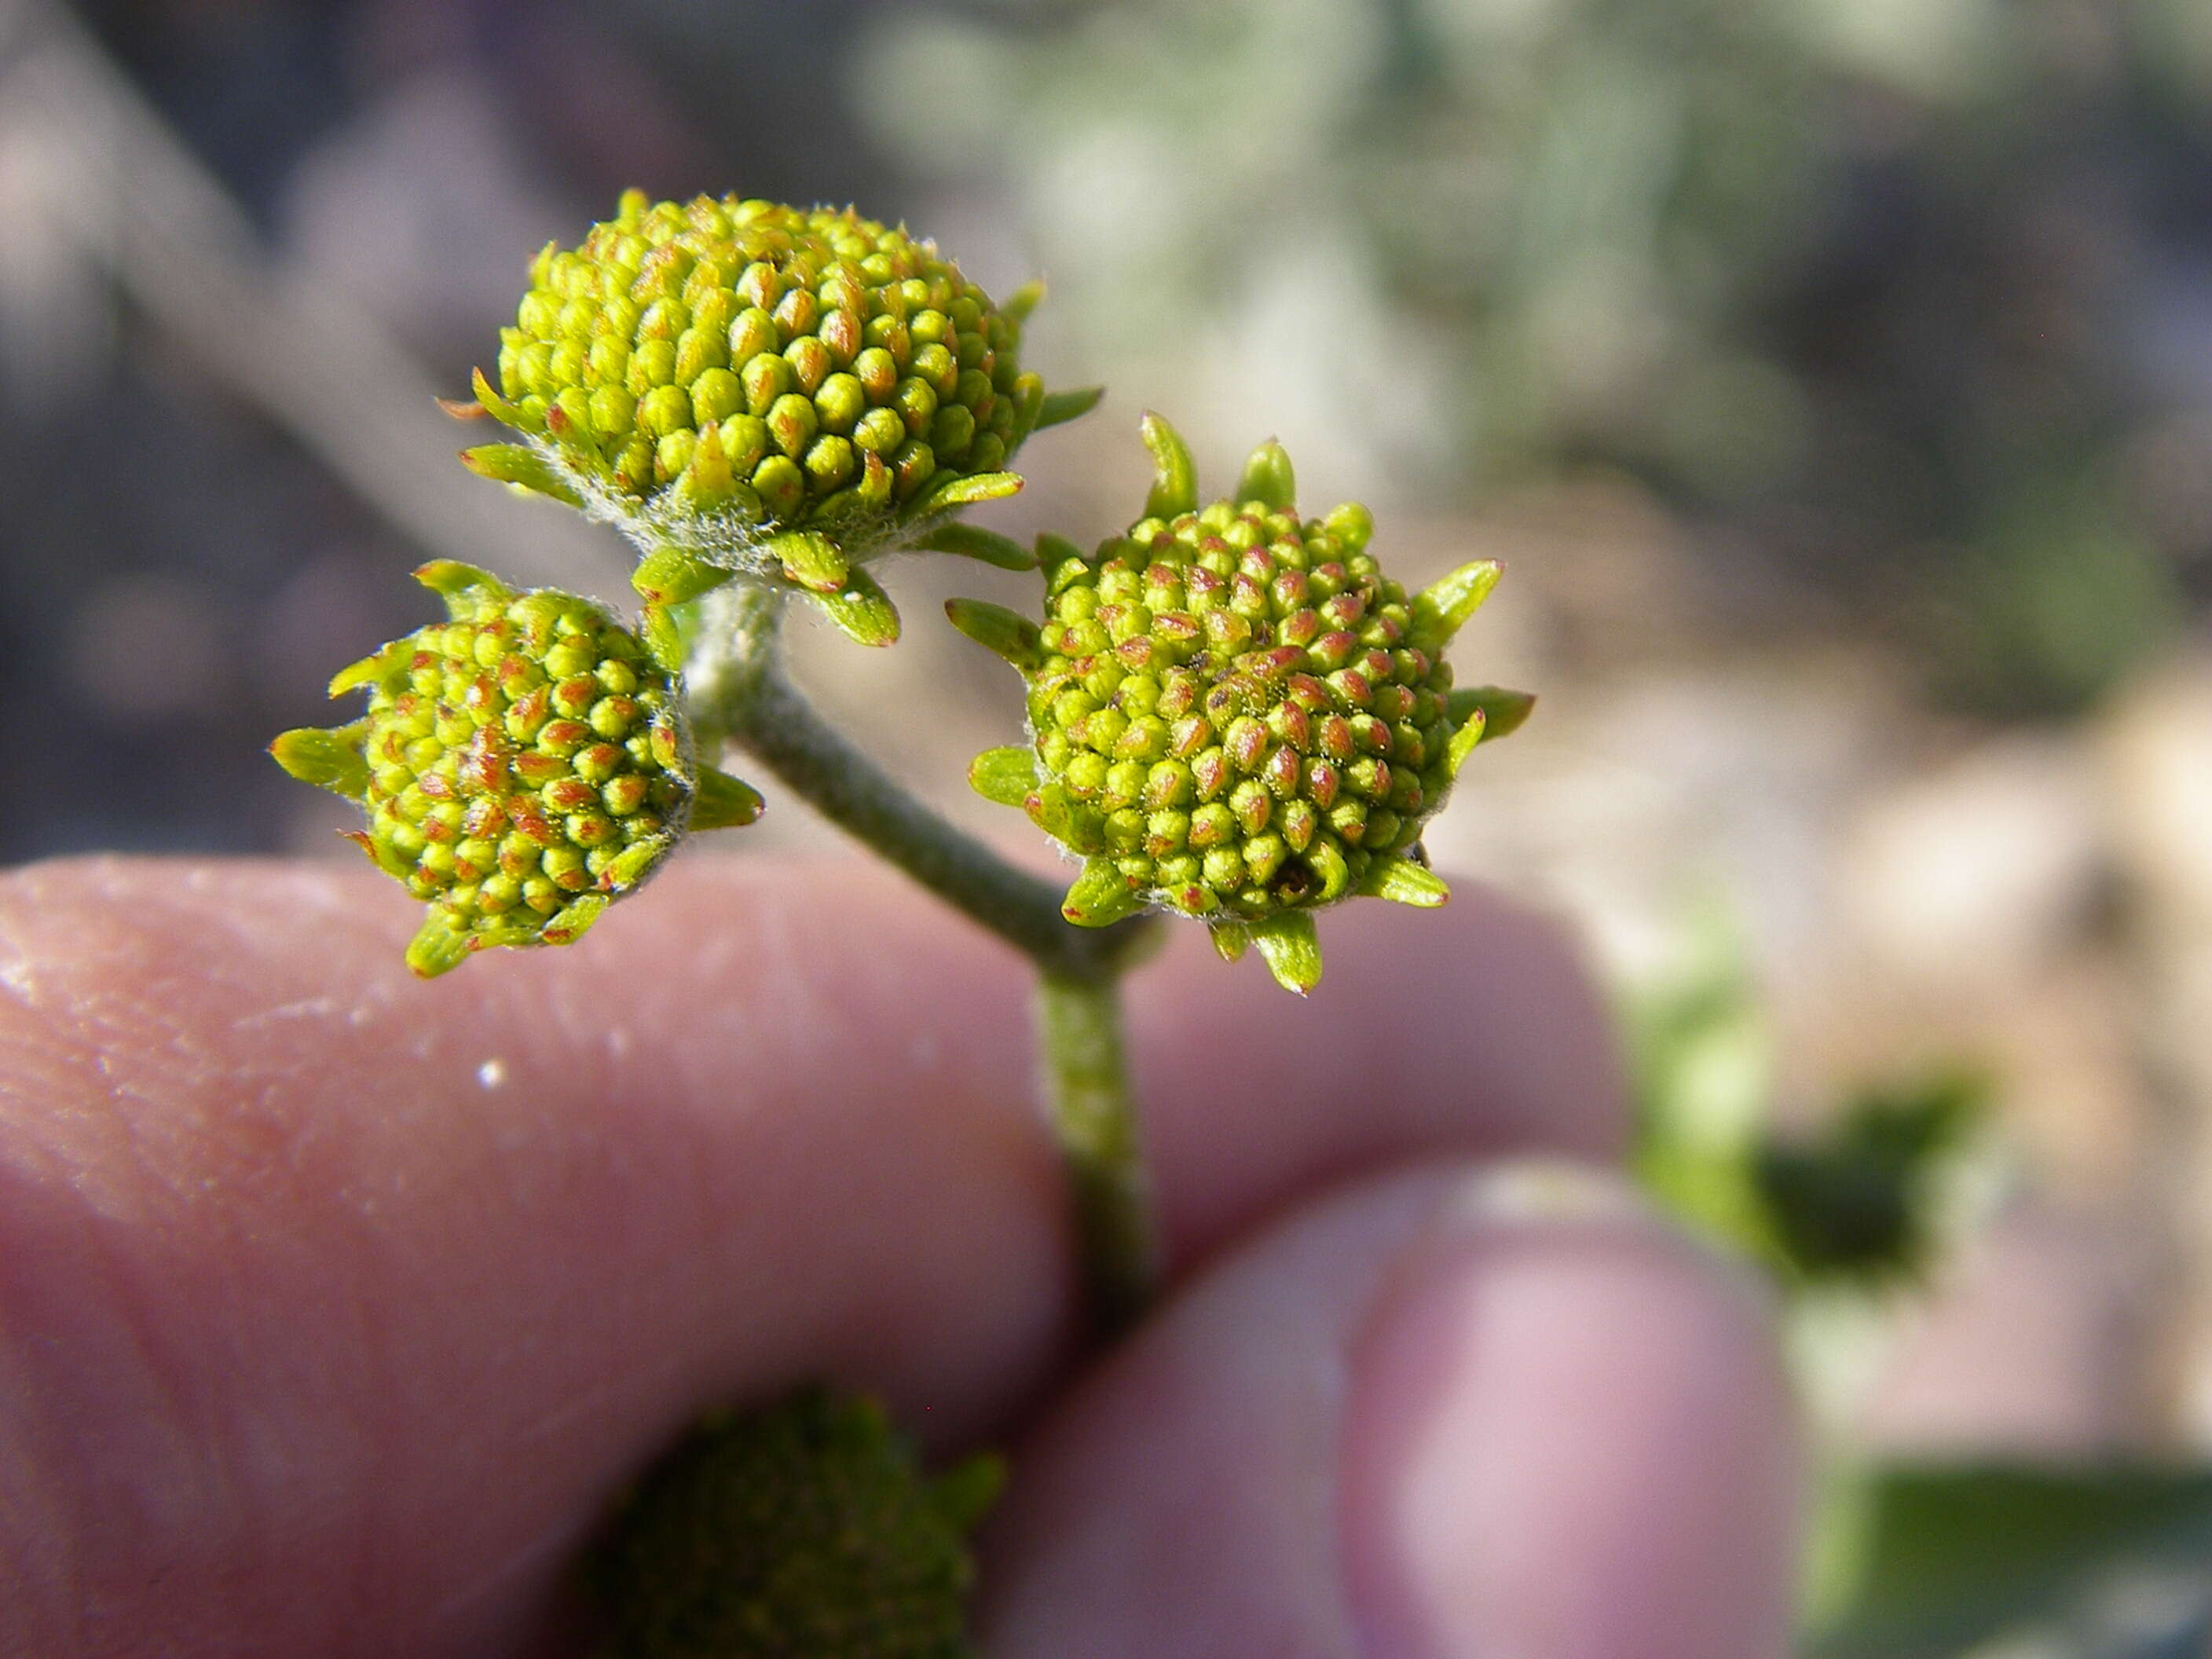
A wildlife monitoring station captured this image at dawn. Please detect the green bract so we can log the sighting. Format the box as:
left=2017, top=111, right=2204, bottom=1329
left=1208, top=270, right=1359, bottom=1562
left=957, top=416, right=1531, bottom=995
left=456, top=190, right=1104, bottom=649
left=271, top=561, right=761, bottom=977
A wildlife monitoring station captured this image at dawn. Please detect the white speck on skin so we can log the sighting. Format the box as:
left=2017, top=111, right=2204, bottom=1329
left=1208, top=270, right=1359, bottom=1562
left=477, top=1058, right=508, bottom=1090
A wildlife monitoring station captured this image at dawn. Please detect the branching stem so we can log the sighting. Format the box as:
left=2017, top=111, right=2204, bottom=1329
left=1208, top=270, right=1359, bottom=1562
left=689, top=581, right=1162, bottom=1328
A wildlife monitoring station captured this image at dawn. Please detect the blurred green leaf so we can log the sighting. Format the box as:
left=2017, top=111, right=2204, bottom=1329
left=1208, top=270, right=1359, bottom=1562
left=1811, top=1464, right=2212, bottom=1659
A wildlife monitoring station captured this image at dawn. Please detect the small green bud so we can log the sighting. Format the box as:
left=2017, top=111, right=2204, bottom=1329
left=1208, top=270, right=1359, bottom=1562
left=592, top=1386, right=999, bottom=1659
left=272, top=562, right=758, bottom=976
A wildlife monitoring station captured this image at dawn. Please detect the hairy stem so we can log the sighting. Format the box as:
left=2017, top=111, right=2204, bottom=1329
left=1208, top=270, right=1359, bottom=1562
left=1037, top=972, right=1157, bottom=1334
left=690, top=582, right=1162, bottom=1320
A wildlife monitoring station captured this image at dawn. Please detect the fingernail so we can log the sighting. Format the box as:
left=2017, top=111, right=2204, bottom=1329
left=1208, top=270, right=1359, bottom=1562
left=1340, top=1162, right=1799, bottom=1659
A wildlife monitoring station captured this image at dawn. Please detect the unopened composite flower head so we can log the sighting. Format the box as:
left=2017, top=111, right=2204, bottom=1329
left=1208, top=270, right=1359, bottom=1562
left=453, top=191, right=1104, bottom=650
left=954, top=416, right=1532, bottom=995
left=271, top=562, right=762, bottom=977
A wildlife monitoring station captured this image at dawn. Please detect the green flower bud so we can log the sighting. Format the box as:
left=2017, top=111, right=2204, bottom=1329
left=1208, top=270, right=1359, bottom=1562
left=271, top=562, right=761, bottom=977
left=456, top=192, right=1104, bottom=646
left=958, top=418, right=1531, bottom=994
left=591, top=1386, right=1000, bottom=1659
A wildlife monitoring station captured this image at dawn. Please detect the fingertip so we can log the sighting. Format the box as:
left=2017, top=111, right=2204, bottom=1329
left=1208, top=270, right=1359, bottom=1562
left=980, top=1162, right=1800, bottom=1659
left=1132, top=887, right=1631, bottom=1264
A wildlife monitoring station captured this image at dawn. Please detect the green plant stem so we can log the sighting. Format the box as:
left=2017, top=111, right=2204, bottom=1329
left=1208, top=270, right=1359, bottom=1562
left=690, top=581, right=1161, bottom=1326
left=1036, top=971, right=1157, bottom=1333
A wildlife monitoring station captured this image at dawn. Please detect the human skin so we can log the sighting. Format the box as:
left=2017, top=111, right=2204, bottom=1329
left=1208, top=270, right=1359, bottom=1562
left=0, top=855, right=1799, bottom=1657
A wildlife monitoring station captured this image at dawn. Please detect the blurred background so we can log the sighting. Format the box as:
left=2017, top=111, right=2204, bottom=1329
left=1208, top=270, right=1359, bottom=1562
left=6, top=0, right=2212, bottom=1649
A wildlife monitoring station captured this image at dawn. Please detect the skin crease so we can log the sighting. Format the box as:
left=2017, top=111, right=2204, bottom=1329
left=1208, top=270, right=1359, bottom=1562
left=0, top=855, right=1795, bottom=1657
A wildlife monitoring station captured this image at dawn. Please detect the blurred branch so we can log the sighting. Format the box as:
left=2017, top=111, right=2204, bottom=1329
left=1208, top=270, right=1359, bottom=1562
left=0, top=0, right=626, bottom=594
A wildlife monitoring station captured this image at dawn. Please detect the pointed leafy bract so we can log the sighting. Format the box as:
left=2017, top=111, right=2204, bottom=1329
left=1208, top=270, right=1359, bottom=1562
left=1210, top=921, right=1251, bottom=963
left=925, top=471, right=1024, bottom=509
left=1249, top=912, right=1323, bottom=995
left=413, top=559, right=511, bottom=610
left=1140, top=412, right=1197, bottom=518
left=1357, top=856, right=1451, bottom=908
left=1236, top=440, right=1296, bottom=511
left=538, top=891, right=608, bottom=946
left=405, top=917, right=474, bottom=979
left=910, top=523, right=1037, bottom=571
left=771, top=530, right=849, bottom=595
left=460, top=443, right=586, bottom=508
left=1035, top=385, right=1105, bottom=431
left=1005, top=278, right=1045, bottom=323
left=1062, top=859, right=1147, bottom=927
left=632, top=546, right=733, bottom=606
left=1412, top=560, right=1503, bottom=643
left=468, top=366, right=526, bottom=426
left=969, top=745, right=1038, bottom=807
left=690, top=766, right=767, bottom=831
left=1445, top=685, right=1536, bottom=744
left=1445, top=707, right=1489, bottom=780
left=811, top=566, right=902, bottom=647
left=269, top=723, right=369, bottom=798
left=944, top=598, right=1044, bottom=671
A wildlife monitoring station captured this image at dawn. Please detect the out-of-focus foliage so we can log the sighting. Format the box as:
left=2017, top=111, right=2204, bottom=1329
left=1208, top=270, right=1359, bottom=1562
left=858, top=0, right=2212, bottom=714
left=1811, top=1465, right=2212, bottom=1659
left=1627, top=905, right=1986, bottom=1289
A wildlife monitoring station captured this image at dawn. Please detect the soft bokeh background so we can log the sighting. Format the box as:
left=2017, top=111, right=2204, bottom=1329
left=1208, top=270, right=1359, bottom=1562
left=7, top=0, right=2212, bottom=1649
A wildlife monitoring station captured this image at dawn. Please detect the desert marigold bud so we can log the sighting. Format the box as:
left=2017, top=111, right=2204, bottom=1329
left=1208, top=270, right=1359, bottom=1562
left=957, top=416, right=1532, bottom=994
left=456, top=191, right=1102, bottom=647
left=271, top=561, right=762, bottom=977
left=592, top=1387, right=1002, bottom=1659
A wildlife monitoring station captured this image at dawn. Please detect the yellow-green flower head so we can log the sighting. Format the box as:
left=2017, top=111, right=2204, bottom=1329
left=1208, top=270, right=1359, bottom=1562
left=593, top=1388, right=1001, bottom=1659
left=957, top=416, right=1531, bottom=994
left=457, top=191, right=1104, bottom=648
left=271, top=562, right=761, bottom=977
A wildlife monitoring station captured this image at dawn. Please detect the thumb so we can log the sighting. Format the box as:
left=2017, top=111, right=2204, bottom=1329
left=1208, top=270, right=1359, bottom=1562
left=979, top=1160, right=1801, bottom=1659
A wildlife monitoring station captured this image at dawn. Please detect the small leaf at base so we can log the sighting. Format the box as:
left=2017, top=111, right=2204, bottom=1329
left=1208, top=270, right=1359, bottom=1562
left=1249, top=911, right=1322, bottom=995
left=969, top=746, right=1038, bottom=807
left=690, top=766, right=767, bottom=831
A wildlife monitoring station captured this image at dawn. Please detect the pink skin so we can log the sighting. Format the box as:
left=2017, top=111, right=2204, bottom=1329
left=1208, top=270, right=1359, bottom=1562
left=0, top=856, right=1797, bottom=1657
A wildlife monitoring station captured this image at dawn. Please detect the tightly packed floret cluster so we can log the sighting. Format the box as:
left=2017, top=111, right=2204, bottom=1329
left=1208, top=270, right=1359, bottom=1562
left=488, top=192, right=1033, bottom=529
left=1025, top=497, right=1454, bottom=921
left=273, top=562, right=758, bottom=976
left=958, top=417, right=1514, bottom=991
left=593, top=1388, right=1000, bottom=1659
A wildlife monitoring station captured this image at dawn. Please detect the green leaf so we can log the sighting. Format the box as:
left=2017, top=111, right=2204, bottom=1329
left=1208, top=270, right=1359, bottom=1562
left=1357, top=856, right=1450, bottom=907
left=1062, top=859, right=1147, bottom=928
left=771, top=530, right=849, bottom=595
left=1210, top=921, right=1251, bottom=963
left=811, top=566, right=902, bottom=647
left=1235, top=439, right=1296, bottom=510
left=1140, top=411, right=1198, bottom=518
left=1412, top=559, right=1503, bottom=643
left=458, top=443, right=585, bottom=508
left=539, top=892, right=608, bottom=947
left=909, top=523, right=1038, bottom=571
left=1445, top=686, right=1536, bottom=744
left=943, top=597, right=1044, bottom=672
left=1811, top=1464, right=2212, bottom=1659
left=689, top=765, right=767, bottom=831
left=269, top=723, right=369, bottom=798
left=1248, top=911, right=1322, bottom=995
left=968, top=745, right=1038, bottom=808
left=1035, top=385, right=1105, bottom=431
left=1004, top=278, right=1045, bottom=323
